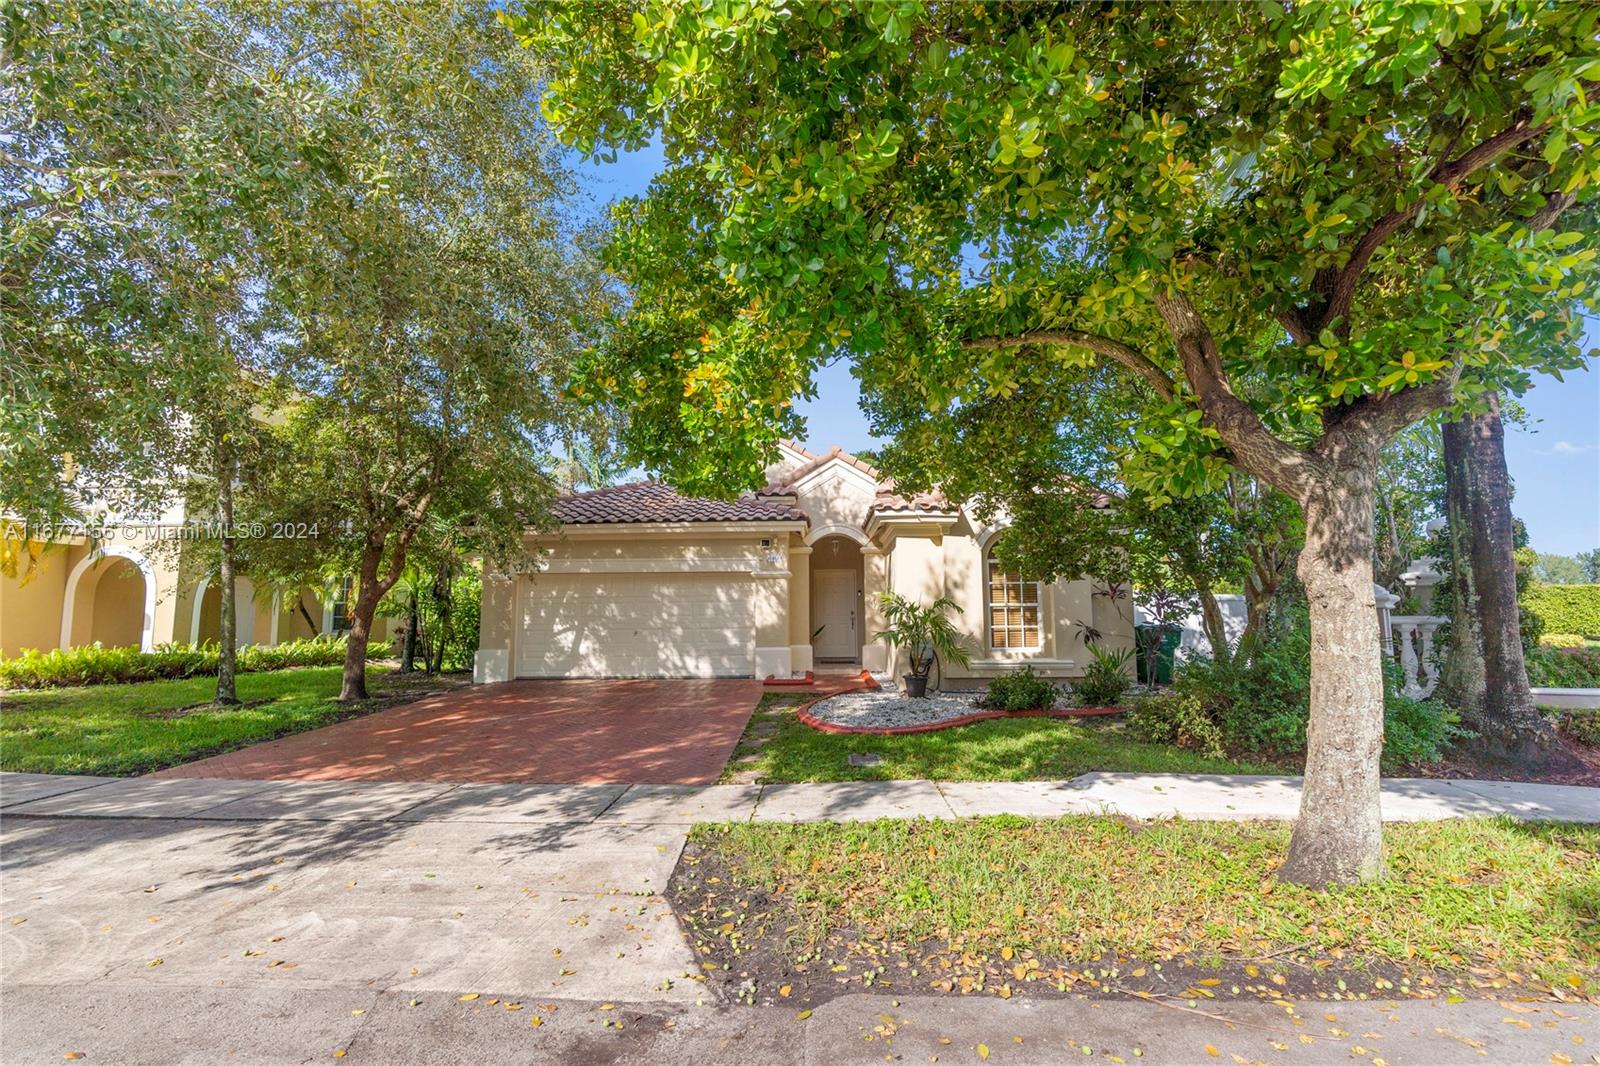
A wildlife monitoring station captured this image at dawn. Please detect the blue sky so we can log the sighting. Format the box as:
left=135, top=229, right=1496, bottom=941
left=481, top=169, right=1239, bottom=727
left=573, top=148, right=1600, bottom=557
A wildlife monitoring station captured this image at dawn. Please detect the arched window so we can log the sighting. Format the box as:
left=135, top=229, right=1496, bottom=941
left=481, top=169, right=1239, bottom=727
left=987, top=550, right=1043, bottom=650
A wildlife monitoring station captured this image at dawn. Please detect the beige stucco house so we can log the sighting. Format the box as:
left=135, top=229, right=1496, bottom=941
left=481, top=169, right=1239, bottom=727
left=0, top=499, right=386, bottom=658
left=475, top=441, right=1133, bottom=687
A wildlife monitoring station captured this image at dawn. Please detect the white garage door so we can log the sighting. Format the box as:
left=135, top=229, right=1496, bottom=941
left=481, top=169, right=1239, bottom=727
left=516, top=572, right=758, bottom=678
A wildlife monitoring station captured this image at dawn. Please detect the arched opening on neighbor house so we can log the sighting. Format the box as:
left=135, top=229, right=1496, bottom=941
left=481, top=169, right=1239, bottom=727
left=60, top=547, right=159, bottom=652
left=193, top=579, right=222, bottom=645
left=88, top=557, right=146, bottom=648
left=809, top=533, right=865, bottom=664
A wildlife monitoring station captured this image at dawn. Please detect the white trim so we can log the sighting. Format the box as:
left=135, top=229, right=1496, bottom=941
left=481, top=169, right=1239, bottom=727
left=189, top=575, right=212, bottom=645
left=59, top=545, right=158, bottom=653
left=790, top=454, right=880, bottom=495
left=533, top=556, right=785, bottom=575
left=804, top=523, right=870, bottom=547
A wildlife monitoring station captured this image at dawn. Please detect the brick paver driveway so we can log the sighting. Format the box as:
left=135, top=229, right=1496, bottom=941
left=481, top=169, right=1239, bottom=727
left=149, top=679, right=764, bottom=786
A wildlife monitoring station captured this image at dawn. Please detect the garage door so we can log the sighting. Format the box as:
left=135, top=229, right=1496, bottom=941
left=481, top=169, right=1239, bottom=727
left=516, top=572, right=758, bottom=678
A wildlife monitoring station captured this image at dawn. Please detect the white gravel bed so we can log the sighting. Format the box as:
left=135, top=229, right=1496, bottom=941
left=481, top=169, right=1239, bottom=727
left=806, top=689, right=988, bottom=729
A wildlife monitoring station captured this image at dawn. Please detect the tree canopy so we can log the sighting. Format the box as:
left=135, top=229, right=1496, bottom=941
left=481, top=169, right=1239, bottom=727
left=518, top=0, right=1600, bottom=886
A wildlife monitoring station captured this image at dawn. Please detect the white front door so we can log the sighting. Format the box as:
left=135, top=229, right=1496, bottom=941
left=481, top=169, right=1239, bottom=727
left=814, top=569, right=859, bottom=661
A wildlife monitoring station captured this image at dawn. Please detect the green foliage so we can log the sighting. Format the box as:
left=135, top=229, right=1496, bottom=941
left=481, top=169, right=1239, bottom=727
left=978, top=666, right=1061, bottom=713
left=874, top=592, right=970, bottom=679
left=1525, top=645, right=1600, bottom=689
left=1533, top=552, right=1592, bottom=586
left=1125, top=691, right=1226, bottom=760
left=0, top=637, right=386, bottom=690
left=1128, top=603, right=1465, bottom=770
left=518, top=1, right=1599, bottom=497
left=1069, top=647, right=1133, bottom=708
left=1546, top=709, right=1600, bottom=747
left=1523, top=584, right=1600, bottom=639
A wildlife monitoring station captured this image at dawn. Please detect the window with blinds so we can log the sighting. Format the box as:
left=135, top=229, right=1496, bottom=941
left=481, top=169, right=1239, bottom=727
left=987, top=556, right=1043, bottom=650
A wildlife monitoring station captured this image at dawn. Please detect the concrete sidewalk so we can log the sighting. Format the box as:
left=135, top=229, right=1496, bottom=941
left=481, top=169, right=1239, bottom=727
left=3, top=770, right=1597, bottom=825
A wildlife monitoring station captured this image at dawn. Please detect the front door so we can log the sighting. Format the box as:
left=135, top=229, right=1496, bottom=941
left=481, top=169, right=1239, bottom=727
left=814, top=569, right=859, bottom=662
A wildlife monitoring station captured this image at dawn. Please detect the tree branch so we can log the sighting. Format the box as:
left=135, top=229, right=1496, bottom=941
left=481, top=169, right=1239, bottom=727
left=1153, top=290, right=1322, bottom=498
left=962, top=329, right=1176, bottom=401
left=1305, top=112, right=1559, bottom=336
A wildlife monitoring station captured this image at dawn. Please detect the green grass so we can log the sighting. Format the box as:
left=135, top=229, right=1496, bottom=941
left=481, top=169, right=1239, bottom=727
left=695, top=816, right=1600, bottom=994
left=0, top=665, right=393, bottom=776
left=723, top=693, right=1277, bottom=782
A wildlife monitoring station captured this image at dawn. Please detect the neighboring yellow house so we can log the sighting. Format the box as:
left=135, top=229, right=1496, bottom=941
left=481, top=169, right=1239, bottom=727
left=0, top=500, right=388, bottom=658
left=475, top=441, right=1133, bottom=686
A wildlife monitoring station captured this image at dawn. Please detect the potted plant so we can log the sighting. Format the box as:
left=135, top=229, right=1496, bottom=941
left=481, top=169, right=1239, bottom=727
left=875, top=591, right=971, bottom=697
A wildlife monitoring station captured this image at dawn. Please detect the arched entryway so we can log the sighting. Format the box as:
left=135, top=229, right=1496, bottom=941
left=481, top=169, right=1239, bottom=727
left=60, top=547, right=158, bottom=651
left=809, top=533, right=865, bottom=664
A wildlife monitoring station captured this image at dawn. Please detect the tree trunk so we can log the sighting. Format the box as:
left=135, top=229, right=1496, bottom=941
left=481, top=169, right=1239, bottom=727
left=338, top=544, right=386, bottom=702
left=1438, top=416, right=1488, bottom=714
left=215, top=432, right=240, bottom=706
left=1440, top=396, right=1574, bottom=770
left=400, top=588, right=418, bottom=673
left=1278, top=456, right=1385, bottom=887
left=1196, top=583, right=1231, bottom=663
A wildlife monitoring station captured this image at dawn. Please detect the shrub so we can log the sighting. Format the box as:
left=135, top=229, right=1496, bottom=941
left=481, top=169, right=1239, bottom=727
left=979, top=665, right=1060, bottom=712
left=1541, top=633, right=1590, bottom=648
left=1522, top=583, right=1600, bottom=639
left=1525, top=644, right=1600, bottom=689
left=1380, top=692, right=1467, bottom=769
left=1069, top=646, right=1133, bottom=707
left=0, top=636, right=381, bottom=690
left=1140, top=599, right=1466, bottom=770
left=1546, top=708, right=1600, bottom=747
left=1126, top=692, right=1226, bottom=759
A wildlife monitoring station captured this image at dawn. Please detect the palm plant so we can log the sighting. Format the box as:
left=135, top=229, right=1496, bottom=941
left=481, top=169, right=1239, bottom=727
left=875, top=591, right=971, bottom=695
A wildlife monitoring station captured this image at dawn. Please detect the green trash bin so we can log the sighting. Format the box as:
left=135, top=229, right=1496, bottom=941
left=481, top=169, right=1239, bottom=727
left=1134, top=625, right=1181, bottom=685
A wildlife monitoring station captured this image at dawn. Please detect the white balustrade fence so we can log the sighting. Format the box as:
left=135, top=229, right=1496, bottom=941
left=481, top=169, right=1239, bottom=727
left=1388, top=614, right=1447, bottom=698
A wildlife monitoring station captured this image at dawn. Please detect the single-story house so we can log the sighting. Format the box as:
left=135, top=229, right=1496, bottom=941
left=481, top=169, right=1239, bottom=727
left=474, top=441, right=1133, bottom=686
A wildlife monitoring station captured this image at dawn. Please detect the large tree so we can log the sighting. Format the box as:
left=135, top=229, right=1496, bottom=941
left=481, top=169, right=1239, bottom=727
left=3, top=0, right=340, bottom=701
left=521, top=1, right=1599, bottom=884
left=240, top=0, right=602, bottom=701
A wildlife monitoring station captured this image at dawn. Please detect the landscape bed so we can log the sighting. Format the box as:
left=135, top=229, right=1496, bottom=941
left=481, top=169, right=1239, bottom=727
left=723, top=692, right=1271, bottom=783
left=668, top=816, right=1600, bottom=1011
left=798, top=689, right=1124, bottom=735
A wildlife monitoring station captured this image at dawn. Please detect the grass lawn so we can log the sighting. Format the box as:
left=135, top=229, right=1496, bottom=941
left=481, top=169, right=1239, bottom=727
left=0, top=665, right=441, bottom=776
left=678, top=816, right=1600, bottom=1002
left=722, top=693, right=1278, bottom=782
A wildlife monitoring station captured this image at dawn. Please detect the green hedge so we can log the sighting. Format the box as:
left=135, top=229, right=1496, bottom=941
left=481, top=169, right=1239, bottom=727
left=1522, top=584, right=1600, bottom=639
left=0, top=636, right=392, bottom=690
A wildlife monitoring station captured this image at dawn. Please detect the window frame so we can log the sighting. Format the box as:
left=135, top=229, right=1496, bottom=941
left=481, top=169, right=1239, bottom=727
left=985, top=551, right=1045, bottom=652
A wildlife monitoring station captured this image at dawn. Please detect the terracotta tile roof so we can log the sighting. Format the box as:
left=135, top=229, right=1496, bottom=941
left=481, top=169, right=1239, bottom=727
left=771, top=444, right=882, bottom=487
left=552, top=481, right=807, bottom=525
left=869, top=479, right=955, bottom=515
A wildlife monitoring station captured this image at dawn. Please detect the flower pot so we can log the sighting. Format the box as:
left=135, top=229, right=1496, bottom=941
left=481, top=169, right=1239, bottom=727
left=903, top=674, right=928, bottom=698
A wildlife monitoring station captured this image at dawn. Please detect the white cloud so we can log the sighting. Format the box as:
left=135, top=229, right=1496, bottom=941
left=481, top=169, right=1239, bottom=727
left=1536, top=440, right=1598, bottom=457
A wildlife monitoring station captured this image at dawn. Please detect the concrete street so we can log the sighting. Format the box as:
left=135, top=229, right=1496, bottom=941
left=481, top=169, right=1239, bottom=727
left=2, top=773, right=1596, bottom=1063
